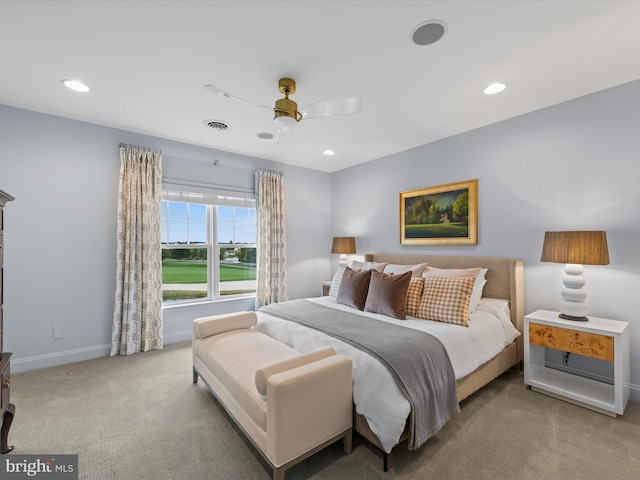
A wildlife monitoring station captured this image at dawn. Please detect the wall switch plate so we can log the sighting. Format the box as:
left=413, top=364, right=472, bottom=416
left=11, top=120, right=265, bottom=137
left=53, top=326, right=64, bottom=339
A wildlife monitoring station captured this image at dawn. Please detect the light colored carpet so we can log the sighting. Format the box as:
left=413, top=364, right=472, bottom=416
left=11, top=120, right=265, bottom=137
left=7, top=342, right=639, bottom=480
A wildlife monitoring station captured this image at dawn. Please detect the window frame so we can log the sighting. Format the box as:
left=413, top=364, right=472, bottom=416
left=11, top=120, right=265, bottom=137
left=161, top=188, right=256, bottom=306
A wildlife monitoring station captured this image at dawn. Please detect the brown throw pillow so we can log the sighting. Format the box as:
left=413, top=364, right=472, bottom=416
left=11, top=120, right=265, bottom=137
left=336, top=267, right=372, bottom=310
left=364, top=270, right=412, bottom=319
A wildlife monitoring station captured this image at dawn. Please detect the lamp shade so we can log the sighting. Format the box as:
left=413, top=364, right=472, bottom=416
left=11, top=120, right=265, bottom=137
left=331, top=236, right=356, bottom=255
left=541, top=231, right=609, bottom=265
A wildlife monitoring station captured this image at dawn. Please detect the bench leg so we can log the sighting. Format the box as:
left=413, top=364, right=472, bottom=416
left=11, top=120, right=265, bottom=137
left=193, top=367, right=198, bottom=384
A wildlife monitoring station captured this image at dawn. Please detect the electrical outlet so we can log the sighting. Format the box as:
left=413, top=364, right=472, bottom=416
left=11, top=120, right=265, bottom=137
left=53, top=326, right=64, bottom=339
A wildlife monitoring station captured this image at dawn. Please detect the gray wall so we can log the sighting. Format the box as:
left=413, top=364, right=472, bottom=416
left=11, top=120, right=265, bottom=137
left=2, top=79, right=639, bottom=402
left=330, top=79, right=640, bottom=402
left=0, top=104, right=331, bottom=372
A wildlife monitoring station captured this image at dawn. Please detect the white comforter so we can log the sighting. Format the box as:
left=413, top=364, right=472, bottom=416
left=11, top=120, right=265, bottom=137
left=255, top=296, right=520, bottom=453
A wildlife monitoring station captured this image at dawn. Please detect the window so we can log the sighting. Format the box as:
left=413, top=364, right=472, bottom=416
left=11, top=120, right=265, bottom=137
left=161, top=190, right=256, bottom=305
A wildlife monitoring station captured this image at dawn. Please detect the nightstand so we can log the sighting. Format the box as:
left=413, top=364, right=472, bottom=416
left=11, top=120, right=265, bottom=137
left=524, top=309, right=630, bottom=416
left=322, top=281, right=331, bottom=296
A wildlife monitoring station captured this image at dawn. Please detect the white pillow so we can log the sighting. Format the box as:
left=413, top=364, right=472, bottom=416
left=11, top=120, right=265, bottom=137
left=383, top=263, right=428, bottom=278
left=469, top=268, right=488, bottom=313
left=476, top=297, right=510, bottom=316
left=328, top=265, right=347, bottom=298
left=423, top=266, right=481, bottom=277
left=350, top=260, right=387, bottom=272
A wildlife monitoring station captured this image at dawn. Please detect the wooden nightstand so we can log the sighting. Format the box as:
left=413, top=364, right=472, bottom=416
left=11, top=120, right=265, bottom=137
left=322, top=281, right=331, bottom=296
left=524, top=309, right=630, bottom=416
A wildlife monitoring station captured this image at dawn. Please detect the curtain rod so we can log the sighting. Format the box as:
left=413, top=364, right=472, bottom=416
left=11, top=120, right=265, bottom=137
left=119, top=143, right=161, bottom=154
left=163, top=154, right=259, bottom=171
left=255, top=168, right=284, bottom=176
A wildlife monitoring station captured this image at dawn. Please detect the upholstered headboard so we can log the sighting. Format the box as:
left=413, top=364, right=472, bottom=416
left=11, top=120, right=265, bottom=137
left=364, top=253, right=524, bottom=360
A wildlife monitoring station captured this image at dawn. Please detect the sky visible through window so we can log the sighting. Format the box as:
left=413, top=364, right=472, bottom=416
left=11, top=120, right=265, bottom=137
left=161, top=201, right=256, bottom=245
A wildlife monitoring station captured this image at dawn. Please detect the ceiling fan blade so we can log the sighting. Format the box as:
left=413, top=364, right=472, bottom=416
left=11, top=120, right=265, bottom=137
left=299, top=97, right=362, bottom=120
left=204, top=84, right=272, bottom=109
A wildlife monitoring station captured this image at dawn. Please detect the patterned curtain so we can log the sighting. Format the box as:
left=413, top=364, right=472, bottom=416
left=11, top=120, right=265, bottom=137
left=111, top=144, right=163, bottom=355
left=255, top=169, right=288, bottom=308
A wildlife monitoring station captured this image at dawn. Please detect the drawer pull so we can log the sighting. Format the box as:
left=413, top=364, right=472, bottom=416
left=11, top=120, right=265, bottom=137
left=2, top=379, right=9, bottom=389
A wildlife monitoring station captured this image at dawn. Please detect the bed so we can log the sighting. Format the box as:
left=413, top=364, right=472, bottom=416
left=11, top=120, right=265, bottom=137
left=255, top=253, right=524, bottom=468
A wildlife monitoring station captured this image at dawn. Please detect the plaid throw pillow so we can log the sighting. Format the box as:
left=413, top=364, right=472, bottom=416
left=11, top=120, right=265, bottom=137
left=405, top=277, right=424, bottom=317
left=416, top=275, right=475, bottom=326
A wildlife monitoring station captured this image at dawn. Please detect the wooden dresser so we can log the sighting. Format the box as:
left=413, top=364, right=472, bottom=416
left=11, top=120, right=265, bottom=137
left=0, top=190, right=15, bottom=453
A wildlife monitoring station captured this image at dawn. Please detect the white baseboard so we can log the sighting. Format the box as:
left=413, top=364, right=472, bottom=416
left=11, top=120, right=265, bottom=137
left=163, top=329, right=192, bottom=345
left=10, top=330, right=194, bottom=374
left=10, top=344, right=112, bottom=374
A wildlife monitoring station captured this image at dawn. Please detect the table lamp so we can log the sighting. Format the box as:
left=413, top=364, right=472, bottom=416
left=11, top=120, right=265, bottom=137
left=540, top=231, right=609, bottom=321
left=331, top=237, right=356, bottom=267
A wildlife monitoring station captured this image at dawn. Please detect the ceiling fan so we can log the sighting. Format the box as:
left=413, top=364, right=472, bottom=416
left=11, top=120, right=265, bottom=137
left=204, top=78, right=362, bottom=131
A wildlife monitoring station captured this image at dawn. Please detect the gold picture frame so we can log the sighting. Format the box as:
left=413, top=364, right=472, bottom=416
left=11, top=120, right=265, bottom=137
left=400, top=179, right=478, bottom=245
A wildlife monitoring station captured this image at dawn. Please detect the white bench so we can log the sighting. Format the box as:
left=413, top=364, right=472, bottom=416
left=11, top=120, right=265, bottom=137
left=192, top=311, right=353, bottom=480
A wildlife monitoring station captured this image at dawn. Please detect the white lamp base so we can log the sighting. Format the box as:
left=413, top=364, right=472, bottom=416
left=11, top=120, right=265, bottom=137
left=559, top=263, right=589, bottom=321
left=338, top=254, right=348, bottom=268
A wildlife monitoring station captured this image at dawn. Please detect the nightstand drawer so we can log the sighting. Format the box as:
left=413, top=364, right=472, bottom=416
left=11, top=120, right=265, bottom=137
left=528, top=322, right=614, bottom=361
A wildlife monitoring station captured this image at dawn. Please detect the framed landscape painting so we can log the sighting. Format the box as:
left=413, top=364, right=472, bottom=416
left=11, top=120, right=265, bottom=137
left=400, top=179, right=478, bottom=245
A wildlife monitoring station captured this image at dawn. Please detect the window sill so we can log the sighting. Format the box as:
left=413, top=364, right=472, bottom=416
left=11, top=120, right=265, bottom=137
left=162, top=295, right=256, bottom=311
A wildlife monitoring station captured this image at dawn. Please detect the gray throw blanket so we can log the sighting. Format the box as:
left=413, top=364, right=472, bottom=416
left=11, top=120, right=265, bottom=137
left=260, top=299, right=460, bottom=450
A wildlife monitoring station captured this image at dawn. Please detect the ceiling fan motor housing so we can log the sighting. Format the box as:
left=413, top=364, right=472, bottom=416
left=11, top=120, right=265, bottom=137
left=274, top=97, right=301, bottom=123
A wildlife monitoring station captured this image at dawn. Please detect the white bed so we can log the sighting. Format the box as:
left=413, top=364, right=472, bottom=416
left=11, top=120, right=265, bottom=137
left=257, top=295, right=519, bottom=453
left=256, top=254, right=524, bottom=461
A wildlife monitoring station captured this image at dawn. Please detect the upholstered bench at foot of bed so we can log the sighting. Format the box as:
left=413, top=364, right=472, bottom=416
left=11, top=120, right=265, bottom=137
left=192, top=311, right=353, bottom=480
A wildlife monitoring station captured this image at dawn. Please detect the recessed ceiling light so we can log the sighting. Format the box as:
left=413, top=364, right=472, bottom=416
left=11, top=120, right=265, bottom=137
left=61, top=79, right=90, bottom=93
left=323, top=150, right=335, bottom=156
left=411, top=20, right=447, bottom=46
left=483, top=82, right=506, bottom=95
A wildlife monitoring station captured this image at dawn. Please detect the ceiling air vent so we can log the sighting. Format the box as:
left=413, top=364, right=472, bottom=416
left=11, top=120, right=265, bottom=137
left=203, top=119, right=229, bottom=131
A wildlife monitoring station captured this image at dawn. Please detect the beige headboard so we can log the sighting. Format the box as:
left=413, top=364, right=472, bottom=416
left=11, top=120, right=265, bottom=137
left=364, top=253, right=524, bottom=359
